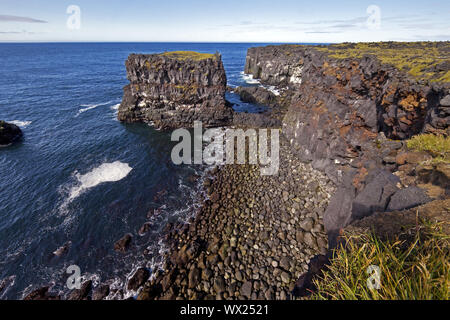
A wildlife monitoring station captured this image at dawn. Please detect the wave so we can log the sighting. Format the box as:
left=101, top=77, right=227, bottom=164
left=241, top=72, right=261, bottom=85
left=67, top=161, right=133, bottom=202
left=8, top=120, right=32, bottom=128
left=77, top=100, right=115, bottom=116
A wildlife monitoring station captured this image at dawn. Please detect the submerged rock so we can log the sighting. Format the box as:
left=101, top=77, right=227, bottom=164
left=0, top=121, right=23, bottom=146
left=114, top=234, right=132, bottom=253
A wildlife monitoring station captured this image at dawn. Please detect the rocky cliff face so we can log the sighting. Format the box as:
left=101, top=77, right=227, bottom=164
left=244, top=44, right=449, bottom=239
left=119, top=51, right=233, bottom=129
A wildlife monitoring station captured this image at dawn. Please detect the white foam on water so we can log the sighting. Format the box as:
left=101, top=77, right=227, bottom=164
left=77, top=100, right=115, bottom=116
left=8, top=120, right=32, bottom=128
left=241, top=72, right=261, bottom=85
left=110, top=104, right=120, bottom=111
left=67, top=161, right=133, bottom=202
left=264, top=85, right=281, bottom=96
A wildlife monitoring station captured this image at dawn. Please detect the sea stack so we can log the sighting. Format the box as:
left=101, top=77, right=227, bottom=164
left=118, top=51, right=233, bottom=129
left=0, top=121, right=23, bottom=146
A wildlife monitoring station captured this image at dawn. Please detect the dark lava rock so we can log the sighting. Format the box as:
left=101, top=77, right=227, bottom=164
left=138, top=223, right=152, bottom=236
left=23, top=286, right=60, bottom=301
left=240, top=281, right=253, bottom=299
left=213, top=276, right=226, bottom=294
left=234, top=86, right=278, bottom=107
left=127, top=268, right=150, bottom=291
left=118, top=52, right=233, bottom=129
left=351, top=170, right=400, bottom=221
left=233, top=112, right=281, bottom=128
left=323, top=186, right=356, bottom=241
left=137, top=284, right=163, bottom=301
left=92, top=284, right=110, bottom=300
left=114, top=234, right=132, bottom=253
left=0, top=121, right=23, bottom=146
left=53, top=241, right=71, bottom=257
left=292, top=254, right=329, bottom=298
left=387, top=186, right=432, bottom=212
left=67, top=280, right=92, bottom=300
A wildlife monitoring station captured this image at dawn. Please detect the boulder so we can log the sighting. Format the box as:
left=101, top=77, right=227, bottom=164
left=351, top=170, right=400, bottom=221
left=23, top=286, right=60, bottom=301
left=387, top=187, right=432, bottom=212
left=92, top=284, right=110, bottom=300
left=0, top=121, right=23, bottom=146
left=67, top=280, right=92, bottom=300
left=114, top=234, right=132, bottom=253
left=234, top=86, right=278, bottom=107
left=127, top=268, right=150, bottom=291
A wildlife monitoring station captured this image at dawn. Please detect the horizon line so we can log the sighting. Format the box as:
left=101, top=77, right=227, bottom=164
left=0, top=40, right=448, bottom=44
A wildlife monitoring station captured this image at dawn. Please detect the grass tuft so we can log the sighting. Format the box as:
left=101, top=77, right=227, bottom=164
left=407, top=134, right=450, bottom=163
left=159, top=51, right=216, bottom=61
left=312, top=221, right=450, bottom=300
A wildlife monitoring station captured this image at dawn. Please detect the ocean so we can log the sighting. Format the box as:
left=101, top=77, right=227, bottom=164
left=0, top=42, right=274, bottom=299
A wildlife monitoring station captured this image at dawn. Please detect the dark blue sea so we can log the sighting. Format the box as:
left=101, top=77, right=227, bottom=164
left=0, top=42, right=274, bottom=299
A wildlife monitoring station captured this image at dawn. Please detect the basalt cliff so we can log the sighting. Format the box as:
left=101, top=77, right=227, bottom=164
left=118, top=51, right=233, bottom=129
left=242, top=43, right=449, bottom=243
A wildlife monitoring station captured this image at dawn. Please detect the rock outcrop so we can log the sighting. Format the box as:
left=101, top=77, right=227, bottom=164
left=0, top=121, right=23, bottom=146
left=244, top=44, right=449, bottom=240
left=118, top=51, right=233, bottom=129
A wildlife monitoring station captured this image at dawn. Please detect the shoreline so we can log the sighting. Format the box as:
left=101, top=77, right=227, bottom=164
left=138, top=135, right=335, bottom=300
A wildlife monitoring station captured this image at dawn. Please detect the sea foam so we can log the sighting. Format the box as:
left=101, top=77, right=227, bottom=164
left=77, top=101, right=115, bottom=115
left=8, top=120, right=32, bottom=128
left=68, top=161, right=133, bottom=201
left=241, top=72, right=261, bottom=85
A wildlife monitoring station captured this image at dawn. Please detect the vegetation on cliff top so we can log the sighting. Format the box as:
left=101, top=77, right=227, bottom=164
left=407, top=134, right=450, bottom=164
left=159, top=51, right=216, bottom=61
left=315, top=42, right=450, bottom=83
left=312, top=221, right=450, bottom=300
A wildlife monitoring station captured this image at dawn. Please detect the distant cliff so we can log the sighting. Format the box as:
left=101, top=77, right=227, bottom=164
left=118, top=51, right=233, bottom=129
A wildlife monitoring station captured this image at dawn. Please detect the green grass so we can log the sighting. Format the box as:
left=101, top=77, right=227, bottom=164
left=159, top=51, right=216, bottom=61
left=407, top=134, right=450, bottom=163
left=311, top=221, right=450, bottom=300
left=314, top=42, right=450, bottom=83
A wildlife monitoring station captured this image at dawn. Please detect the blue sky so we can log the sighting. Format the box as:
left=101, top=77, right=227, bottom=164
left=0, top=0, right=449, bottom=42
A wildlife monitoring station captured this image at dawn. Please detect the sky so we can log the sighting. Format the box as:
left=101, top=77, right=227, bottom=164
left=0, top=0, right=449, bottom=42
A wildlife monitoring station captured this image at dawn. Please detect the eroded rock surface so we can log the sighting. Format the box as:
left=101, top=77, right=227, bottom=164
left=118, top=51, right=233, bottom=129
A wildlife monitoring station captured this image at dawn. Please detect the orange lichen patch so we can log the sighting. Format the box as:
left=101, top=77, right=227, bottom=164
left=399, top=94, right=421, bottom=110
left=340, top=125, right=352, bottom=136
left=312, top=101, right=328, bottom=115
left=353, top=166, right=369, bottom=189
left=399, top=117, right=413, bottom=125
